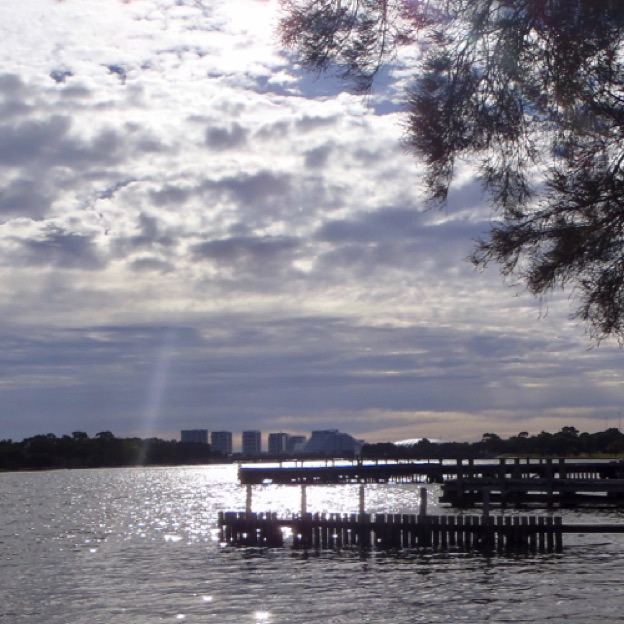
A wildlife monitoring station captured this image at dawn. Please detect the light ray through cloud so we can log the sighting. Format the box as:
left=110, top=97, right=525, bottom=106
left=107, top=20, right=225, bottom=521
left=138, top=328, right=177, bottom=462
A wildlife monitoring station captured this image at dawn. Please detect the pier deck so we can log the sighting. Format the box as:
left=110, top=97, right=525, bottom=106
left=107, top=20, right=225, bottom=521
left=238, top=458, right=624, bottom=508
left=238, top=458, right=624, bottom=485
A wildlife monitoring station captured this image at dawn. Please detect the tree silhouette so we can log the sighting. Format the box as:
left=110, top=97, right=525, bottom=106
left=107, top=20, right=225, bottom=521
left=279, top=0, right=624, bottom=340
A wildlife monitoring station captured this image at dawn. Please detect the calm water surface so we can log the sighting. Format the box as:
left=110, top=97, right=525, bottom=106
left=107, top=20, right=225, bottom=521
left=2, top=465, right=624, bottom=623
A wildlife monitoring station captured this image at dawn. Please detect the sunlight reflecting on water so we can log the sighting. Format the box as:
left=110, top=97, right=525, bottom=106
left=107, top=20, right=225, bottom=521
left=3, top=464, right=624, bottom=623
left=241, top=480, right=441, bottom=516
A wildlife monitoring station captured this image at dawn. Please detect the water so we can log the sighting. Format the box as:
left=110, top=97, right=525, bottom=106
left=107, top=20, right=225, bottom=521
left=2, top=465, right=624, bottom=623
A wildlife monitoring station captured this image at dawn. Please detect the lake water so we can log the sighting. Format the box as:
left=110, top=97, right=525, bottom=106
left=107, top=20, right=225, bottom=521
left=2, top=464, right=624, bottom=623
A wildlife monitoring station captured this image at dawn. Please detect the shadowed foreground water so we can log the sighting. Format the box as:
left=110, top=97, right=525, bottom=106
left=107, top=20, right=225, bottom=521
left=2, top=465, right=624, bottom=623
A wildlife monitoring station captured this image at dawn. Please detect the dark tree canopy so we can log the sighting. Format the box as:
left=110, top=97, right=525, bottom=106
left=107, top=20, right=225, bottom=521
left=280, top=0, right=624, bottom=340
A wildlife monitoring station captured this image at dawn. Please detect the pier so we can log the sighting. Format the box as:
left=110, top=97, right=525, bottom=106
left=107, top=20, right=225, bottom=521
left=219, top=485, right=624, bottom=552
left=441, top=457, right=624, bottom=507
left=223, top=459, right=624, bottom=552
left=219, top=510, right=571, bottom=552
left=238, top=458, right=624, bottom=508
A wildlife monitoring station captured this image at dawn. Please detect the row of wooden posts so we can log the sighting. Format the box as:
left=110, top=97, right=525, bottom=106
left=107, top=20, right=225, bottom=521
left=219, top=510, right=564, bottom=552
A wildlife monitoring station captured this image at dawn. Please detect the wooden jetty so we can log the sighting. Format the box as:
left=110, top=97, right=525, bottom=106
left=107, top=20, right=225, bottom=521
left=238, top=459, right=449, bottom=485
left=238, top=458, right=624, bottom=508
left=441, top=458, right=624, bottom=508
left=219, top=486, right=624, bottom=552
left=238, top=458, right=624, bottom=486
left=219, top=510, right=569, bottom=552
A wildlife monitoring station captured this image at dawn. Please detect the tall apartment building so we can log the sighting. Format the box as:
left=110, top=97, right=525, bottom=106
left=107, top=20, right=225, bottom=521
left=210, top=431, right=232, bottom=455
left=268, top=432, right=289, bottom=455
left=242, top=430, right=262, bottom=456
left=180, top=429, right=208, bottom=444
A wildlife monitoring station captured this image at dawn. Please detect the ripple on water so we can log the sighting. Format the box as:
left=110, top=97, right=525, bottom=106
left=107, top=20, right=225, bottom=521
left=2, top=465, right=624, bottom=623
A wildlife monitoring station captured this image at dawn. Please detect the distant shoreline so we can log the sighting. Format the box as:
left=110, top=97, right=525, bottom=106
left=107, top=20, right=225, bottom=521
left=2, top=427, right=624, bottom=472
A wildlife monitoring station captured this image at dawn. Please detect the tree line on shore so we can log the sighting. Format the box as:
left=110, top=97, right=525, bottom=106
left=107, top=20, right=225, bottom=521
left=2, top=426, right=624, bottom=471
left=0, top=431, right=218, bottom=471
left=362, top=427, right=624, bottom=460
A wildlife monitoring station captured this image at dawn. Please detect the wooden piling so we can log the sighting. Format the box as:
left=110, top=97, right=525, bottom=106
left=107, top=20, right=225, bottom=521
left=419, top=487, right=428, bottom=518
left=301, top=484, right=307, bottom=516
left=456, top=459, right=464, bottom=507
left=546, top=459, right=554, bottom=508
left=246, top=484, right=252, bottom=515
left=546, top=516, right=554, bottom=551
left=482, top=489, right=490, bottom=520
left=555, top=516, right=563, bottom=551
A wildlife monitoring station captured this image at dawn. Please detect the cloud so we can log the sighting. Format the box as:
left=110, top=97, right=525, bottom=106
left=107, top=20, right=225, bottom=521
left=129, top=256, right=175, bottom=273
left=0, top=177, right=53, bottom=218
left=209, top=170, right=292, bottom=205
left=192, top=234, right=299, bottom=263
left=312, top=206, right=485, bottom=279
left=0, top=105, right=127, bottom=223
left=205, top=122, right=247, bottom=150
left=50, top=68, right=73, bottom=84
left=0, top=115, right=72, bottom=167
left=11, top=228, right=103, bottom=269
left=304, top=144, right=333, bottom=168
left=149, top=185, right=193, bottom=207
left=0, top=74, right=33, bottom=118
left=112, top=212, right=176, bottom=258
left=190, top=234, right=302, bottom=287
left=295, top=114, right=340, bottom=132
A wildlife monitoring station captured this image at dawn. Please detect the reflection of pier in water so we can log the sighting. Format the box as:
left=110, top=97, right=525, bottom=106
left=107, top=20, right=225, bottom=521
left=238, top=457, right=624, bottom=508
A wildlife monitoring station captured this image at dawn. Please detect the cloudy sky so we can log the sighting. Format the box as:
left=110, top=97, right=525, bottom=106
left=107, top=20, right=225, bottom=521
left=1, top=0, right=622, bottom=448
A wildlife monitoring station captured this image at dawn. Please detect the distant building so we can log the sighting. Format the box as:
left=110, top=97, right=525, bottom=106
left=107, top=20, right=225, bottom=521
left=211, top=431, right=232, bottom=455
left=180, top=429, right=208, bottom=444
left=303, top=430, right=363, bottom=456
left=242, top=430, right=262, bottom=456
left=268, top=432, right=289, bottom=455
left=286, top=435, right=307, bottom=453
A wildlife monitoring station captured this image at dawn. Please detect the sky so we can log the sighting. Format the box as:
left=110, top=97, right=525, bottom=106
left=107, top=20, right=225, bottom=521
left=0, top=0, right=623, bottom=449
